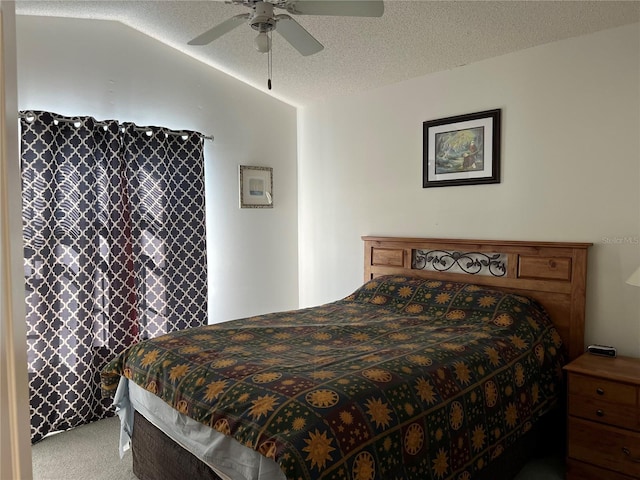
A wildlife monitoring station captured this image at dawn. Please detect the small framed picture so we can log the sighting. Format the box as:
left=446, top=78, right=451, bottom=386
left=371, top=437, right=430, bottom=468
left=423, top=109, right=501, bottom=188
left=239, top=165, right=273, bottom=208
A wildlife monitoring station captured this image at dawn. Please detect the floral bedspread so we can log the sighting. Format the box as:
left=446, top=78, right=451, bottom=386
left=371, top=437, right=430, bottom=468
left=101, top=276, right=566, bottom=480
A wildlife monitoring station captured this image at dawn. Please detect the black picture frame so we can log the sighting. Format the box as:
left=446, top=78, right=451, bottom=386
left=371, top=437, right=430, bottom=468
left=423, top=109, right=501, bottom=188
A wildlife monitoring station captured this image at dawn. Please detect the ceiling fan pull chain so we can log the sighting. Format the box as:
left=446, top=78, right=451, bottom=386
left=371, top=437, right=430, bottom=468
left=268, top=31, right=273, bottom=90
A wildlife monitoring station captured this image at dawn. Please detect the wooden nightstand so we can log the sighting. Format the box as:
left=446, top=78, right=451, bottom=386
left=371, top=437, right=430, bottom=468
left=564, top=353, right=640, bottom=480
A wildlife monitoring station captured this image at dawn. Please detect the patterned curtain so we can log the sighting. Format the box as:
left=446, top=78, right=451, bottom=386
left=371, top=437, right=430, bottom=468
left=20, top=111, right=208, bottom=443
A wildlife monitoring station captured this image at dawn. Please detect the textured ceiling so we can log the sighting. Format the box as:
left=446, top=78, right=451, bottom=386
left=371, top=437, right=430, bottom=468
left=15, top=0, right=640, bottom=107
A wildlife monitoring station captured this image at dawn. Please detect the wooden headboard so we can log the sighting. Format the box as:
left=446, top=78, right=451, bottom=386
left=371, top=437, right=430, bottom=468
left=363, top=236, right=591, bottom=361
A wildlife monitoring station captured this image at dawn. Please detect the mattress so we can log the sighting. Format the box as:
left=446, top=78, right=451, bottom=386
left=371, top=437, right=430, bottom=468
left=103, top=276, right=567, bottom=480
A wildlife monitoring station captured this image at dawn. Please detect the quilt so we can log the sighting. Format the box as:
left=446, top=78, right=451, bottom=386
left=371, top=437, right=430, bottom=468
left=101, top=276, right=566, bottom=480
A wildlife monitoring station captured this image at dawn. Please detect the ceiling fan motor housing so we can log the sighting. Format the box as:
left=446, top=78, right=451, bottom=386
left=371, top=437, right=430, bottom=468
left=250, top=2, right=276, bottom=32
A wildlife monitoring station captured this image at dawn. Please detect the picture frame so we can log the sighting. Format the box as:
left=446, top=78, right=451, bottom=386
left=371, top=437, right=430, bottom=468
left=423, top=109, right=501, bottom=188
left=239, top=165, right=273, bottom=208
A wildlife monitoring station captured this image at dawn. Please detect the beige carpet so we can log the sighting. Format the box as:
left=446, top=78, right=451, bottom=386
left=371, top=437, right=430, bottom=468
left=31, top=416, right=564, bottom=480
left=31, top=416, right=135, bottom=480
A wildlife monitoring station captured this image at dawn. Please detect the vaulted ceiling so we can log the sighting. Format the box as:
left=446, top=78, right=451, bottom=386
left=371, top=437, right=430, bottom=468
left=15, top=0, right=640, bottom=107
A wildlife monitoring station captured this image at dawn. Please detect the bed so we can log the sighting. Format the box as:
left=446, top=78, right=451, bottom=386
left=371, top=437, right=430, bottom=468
left=101, top=236, right=591, bottom=480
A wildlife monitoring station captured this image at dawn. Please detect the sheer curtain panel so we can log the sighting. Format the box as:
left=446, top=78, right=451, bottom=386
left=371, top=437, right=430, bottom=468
left=20, top=111, right=208, bottom=443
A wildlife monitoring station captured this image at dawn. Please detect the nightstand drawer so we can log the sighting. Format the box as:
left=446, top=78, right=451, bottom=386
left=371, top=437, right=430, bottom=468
left=569, top=373, right=637, bottom=406
left=568, top=416, right=640, bottom=478
left=568, top=393, right=638, bottom=430
left=566, top=459, right=637, bottom=480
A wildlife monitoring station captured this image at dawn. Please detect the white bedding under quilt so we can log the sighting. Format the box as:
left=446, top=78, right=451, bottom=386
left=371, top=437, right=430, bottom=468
left=113, top=377, right=286, bottom=480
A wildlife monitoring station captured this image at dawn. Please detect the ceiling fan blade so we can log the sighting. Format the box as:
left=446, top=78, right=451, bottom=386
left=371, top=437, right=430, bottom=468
left=188, top=13, right=250, bottom=46
left=285, top=0, right=383, bottom=17
left=275, top=15, right=324, bottom=56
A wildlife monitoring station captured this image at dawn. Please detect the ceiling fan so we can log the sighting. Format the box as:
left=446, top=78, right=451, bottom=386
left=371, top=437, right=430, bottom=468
left=188, top=0, right=384, bottom=56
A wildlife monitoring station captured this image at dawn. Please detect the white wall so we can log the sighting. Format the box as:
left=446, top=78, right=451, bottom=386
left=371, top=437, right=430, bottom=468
left=298, top=23, right=640, bottom=356
left=16, top=16, right=300, bottom=322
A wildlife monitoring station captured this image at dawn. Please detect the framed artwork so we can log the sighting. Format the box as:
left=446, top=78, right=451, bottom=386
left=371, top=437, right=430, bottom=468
left=239, top=165, right=273, bottom=208
left=423, top=109, right=501, bottom=188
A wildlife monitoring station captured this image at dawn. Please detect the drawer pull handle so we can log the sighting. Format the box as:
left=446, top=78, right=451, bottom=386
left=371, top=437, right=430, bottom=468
left=596, top=409, right=604, bottom=417
left=596, top=388, right=604, bottom=395
left=622, top=447, right=640, bottom=463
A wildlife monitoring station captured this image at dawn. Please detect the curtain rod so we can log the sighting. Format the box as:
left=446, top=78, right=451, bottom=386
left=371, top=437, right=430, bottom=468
left=18, top=111, right=214, bottom=142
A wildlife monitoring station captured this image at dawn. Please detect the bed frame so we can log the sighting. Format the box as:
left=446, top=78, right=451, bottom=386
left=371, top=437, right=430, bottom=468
left=131, top=236, right=592, bottom=480
left=362, top=236, right=591, bottom=360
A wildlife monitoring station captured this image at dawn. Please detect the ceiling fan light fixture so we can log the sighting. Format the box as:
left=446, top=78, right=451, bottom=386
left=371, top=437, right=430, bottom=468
left=254, top=31, right=271, bottom=53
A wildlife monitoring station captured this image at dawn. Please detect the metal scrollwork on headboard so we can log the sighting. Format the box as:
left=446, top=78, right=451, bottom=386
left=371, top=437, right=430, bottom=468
left=412, top=249, right=507, bottom=277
